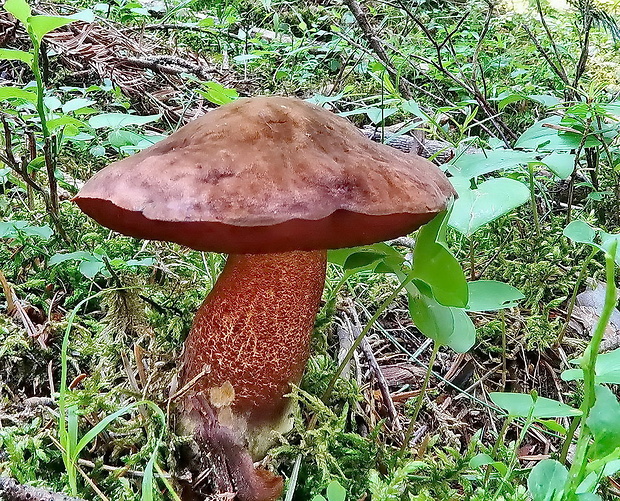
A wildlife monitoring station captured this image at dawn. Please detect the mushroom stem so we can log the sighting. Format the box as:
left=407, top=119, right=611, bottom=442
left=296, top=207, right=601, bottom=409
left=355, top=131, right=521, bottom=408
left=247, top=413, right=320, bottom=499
left=179, top=250, right=327, bottom=490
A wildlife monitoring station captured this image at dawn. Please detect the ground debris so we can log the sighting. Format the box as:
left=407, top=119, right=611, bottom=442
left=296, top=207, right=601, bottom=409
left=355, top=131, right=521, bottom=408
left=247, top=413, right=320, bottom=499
left=0, top=477, right=84, bottom=501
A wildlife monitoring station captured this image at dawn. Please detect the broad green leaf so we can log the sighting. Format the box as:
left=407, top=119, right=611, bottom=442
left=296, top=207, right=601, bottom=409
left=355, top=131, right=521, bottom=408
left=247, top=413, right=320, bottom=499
left=88, top=113, right=160, bottom=129
left=466, top=280, right=524, bottom=311
left=468, top=454, right=507, bottom=475
left=401, top=99, right=426, bottom=119
left=538, top=419, right=567, bottom=434
left=411, top=210, right=468, bottom=307
left=542, top=152, right=575, bottom=179
left=0, top=220, right=52, bottom=239
left=527, top=459, right=567, bottom=501
left=448, top=149, right=536, bottom=179
left=68, top=8, right=94, bottom=22
left=562, top=348, right=620, bottom=384
left=563, top=220, right=596, bottom=245
left=0, top=48, right=33, bottom=66
left=311, top=496, right=327, bottom=501
left=364, top=107, right=398, bottom=124
left=49, top=251, right=97, bottom=265
left=326, top=480, right=346, bottom=501
left=578, top=461, right=620, bottom=495
left=448, top=177, right=530, bottom=236
left=47, top=116, right=86, bottom=132
left=21, top=224, right=52, bottom=239
left=586, top=385, right=620, bottom=459
left=4, top=0, right=31, bottom=24
left=528, top=94, right=561, bottom=107
left=599, top=231, right=620, bottom=265
left=490, top=392, right=581, bottom=418
left=108, top=129, right=146, bottom=148
left=408, top=287, right=475, bottom=352
left=515, top=116, right=598, bottom=150
left=328, top=243, right=404, bottom=274
left=0, top=86, right=37, bottom=102
left=197, top=81, right=238, bottom=105
left=28, top=15, right=74, bottom=42
left=343, top=251, right=386, bottom=271
left=79, top=259, right=104, bottom=278
left=125, top=257, right=155, bottom=267
left=62, top=98, right=96, bottom=113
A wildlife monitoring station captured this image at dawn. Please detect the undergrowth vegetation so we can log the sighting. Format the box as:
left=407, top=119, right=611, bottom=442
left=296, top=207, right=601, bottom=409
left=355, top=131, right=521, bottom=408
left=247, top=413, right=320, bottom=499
left=1, top=0, right=620, bottom=499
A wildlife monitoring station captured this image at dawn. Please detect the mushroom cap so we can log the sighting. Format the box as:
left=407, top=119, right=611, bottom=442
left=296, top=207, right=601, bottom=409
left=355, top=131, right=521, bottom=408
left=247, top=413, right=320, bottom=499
left=75, top=96, right=455, bottom=254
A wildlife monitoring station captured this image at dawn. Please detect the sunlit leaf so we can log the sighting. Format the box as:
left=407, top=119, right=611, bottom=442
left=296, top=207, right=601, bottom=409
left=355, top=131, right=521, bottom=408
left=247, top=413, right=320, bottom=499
left=490, top=392, right=581, bottom=418
left=466, top=280, right=524, bottom=312
left=448, top=177, right=530, bottom=236
left=0, top=48, right=33, bottom=66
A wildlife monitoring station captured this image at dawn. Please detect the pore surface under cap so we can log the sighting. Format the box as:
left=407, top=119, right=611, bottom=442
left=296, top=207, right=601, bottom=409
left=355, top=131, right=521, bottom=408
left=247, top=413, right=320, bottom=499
left=75, top=96, right=455, bottom=253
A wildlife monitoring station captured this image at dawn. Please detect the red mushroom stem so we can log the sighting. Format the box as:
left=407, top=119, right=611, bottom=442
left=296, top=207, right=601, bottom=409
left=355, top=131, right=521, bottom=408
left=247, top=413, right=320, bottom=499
left=179, top=250, right=327, bottom=499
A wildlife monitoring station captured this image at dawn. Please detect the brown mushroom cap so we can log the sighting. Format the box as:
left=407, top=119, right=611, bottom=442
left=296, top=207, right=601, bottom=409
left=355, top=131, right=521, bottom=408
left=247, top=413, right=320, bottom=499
left=75, top=96, right=455, bottom=254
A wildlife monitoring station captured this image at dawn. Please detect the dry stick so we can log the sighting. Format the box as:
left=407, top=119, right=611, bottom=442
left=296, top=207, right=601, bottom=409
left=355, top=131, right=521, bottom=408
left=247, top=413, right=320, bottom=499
left=534, top=0, right=569, bottom=84
left=342, top=0, right=412, bottom=99
left=343, top=300, right=403, bottom=433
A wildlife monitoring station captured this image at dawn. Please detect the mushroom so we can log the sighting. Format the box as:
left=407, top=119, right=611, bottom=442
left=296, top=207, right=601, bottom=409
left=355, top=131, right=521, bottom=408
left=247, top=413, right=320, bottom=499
left=74, top=96, right=455, bottom=501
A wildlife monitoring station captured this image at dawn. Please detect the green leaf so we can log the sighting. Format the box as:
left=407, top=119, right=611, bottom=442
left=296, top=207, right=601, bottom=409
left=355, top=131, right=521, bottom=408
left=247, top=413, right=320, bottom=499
left=586, top=385, right=620, bottom=459
left=49, top=251, right=96, bottom=265
left=411, top=210, right=468, bottom=307
left=88, top=113, right=160, bottom=129
left=490, top=392, right=581, bottom=418
left=528, top=94, right=561, bottom=107
left=311, top=496, right=327, bottom=501
left=527, top=459, right=567, bottom=501
left=448, top=149, right=536, bottom=179
left=326, top=480, right=346, bottom=501
left=0, top=220, right=52, bottom=239
left=343, top=250, right=386, bottom=271
left=197, top=81, right=239, bottom=105
left=515, top=116, right=596, bottom=151
left=0, top=48, right=33, bottom=66
left=599, top=231, right=620, bottom=265
left=468, top=454, right=508, bottom=475
left=4, top=0, right=31, bottom=25
left=408, top=286, right=475, bottom=352
left=21, top=224, right=52, bottom=239
left=79, top=259, right=104, bottom=278
left=47, top=116, right=86, bottom=132
left=541, top=152, right=575, bottom=179
left=28, top=15, right=73, bottom=42
left=466, top=280, right=524, bottom=312
left=561, top=348, right=620, bottom=384
left=125, top=257, right=155, bottom=267
left=0, top=86, right=37, bottom=102
left=563, top=220, right=596, bottom=245
left=108, top=129, right=146, bottom=148
left=448, top=177, right=530, bottom=236
left=62, top=98, right=96, bottom=113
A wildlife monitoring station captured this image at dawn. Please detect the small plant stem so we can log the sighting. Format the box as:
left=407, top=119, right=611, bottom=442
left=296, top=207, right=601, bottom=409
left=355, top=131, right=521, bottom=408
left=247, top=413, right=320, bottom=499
left=320, top=275, right=413, bottom=404
left=556, top=248, right=597, bottom=347
left=500, top=309, right=507, bottom=390
left=528, top=162, right=541, bottom=238
left=398, top=341, right=439, bottom=458
left=469, top=237, right=476, bottom=281
left=483, top=416, right=513, bottom=488
left=30, top=36, right=50, bottom=140
left=491, top=410, right=535, bottom=501
left=565, top=243, right=617, bottom=493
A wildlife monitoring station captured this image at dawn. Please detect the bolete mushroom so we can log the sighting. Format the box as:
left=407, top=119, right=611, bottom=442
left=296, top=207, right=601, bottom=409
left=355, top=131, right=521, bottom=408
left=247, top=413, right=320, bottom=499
left=74, top=96, right=455, bottom=501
